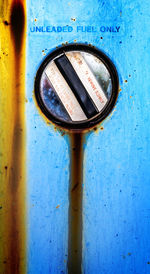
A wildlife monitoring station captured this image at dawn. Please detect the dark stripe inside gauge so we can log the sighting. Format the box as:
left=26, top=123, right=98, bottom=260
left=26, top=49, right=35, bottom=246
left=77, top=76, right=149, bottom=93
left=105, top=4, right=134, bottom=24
left=35, top=44, right=119, bottom=130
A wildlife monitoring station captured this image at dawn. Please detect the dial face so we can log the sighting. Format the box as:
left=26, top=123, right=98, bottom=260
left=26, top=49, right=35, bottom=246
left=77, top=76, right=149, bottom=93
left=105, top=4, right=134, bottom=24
left=35, top=44, right=119, bottom=130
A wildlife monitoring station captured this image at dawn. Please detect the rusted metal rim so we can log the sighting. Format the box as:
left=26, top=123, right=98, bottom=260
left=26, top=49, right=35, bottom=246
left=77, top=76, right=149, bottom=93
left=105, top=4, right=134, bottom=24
left=35, top=43, right=119, bottom=130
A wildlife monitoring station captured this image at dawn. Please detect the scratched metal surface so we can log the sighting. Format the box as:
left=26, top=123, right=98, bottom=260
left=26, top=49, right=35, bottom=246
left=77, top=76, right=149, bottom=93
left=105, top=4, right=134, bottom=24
left=26, top=0, right=150, bottom=273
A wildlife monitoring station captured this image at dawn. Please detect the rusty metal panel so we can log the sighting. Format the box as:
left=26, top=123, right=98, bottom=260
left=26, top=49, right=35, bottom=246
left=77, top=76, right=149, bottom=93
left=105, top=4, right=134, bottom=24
left=0, top=0, right=150, bottom=273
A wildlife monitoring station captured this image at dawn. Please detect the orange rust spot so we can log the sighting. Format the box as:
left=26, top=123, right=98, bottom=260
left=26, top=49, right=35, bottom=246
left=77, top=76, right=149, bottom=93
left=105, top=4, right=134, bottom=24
left=56, top=205, right=60, bottom=209
left=124, top=80, right=128, bottom=83
left=61, top=131, right=65, bottom=136
left=100, top=126, right=104, bottom=130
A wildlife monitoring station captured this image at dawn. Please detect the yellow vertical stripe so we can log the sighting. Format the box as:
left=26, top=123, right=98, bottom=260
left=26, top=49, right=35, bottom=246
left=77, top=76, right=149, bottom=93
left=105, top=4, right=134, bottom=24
left=0, top=0, right=26, bottom=273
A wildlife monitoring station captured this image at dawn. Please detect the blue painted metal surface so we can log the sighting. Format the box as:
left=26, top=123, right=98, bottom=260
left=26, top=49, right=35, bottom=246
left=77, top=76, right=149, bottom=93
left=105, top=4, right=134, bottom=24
left=26, top=0, right=150, bottom=273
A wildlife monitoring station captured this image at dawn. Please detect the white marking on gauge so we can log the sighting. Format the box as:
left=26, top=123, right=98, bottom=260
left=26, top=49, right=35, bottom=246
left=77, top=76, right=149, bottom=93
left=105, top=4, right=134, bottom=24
left=45, top=61, right=87, bottom=121
left=66, top=52, right=108, bottom=112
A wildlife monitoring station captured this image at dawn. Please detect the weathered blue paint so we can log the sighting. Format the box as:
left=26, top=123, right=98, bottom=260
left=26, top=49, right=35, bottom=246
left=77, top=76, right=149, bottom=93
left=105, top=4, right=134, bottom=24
left=26, top=0, right=150, bottom=273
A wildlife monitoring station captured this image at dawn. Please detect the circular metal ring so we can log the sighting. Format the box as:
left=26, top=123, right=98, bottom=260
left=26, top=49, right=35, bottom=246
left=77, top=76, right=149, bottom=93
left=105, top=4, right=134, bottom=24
left=35, top=43, right=119, bottom=130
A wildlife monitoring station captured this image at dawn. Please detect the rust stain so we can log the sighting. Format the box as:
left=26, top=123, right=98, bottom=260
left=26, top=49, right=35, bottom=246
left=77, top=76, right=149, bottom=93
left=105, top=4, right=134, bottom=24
left=10, top=0, right=25, bottom=53
left=0, top=0, right=26, bottom=273
left=68, top=132, right=84, bottom=274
